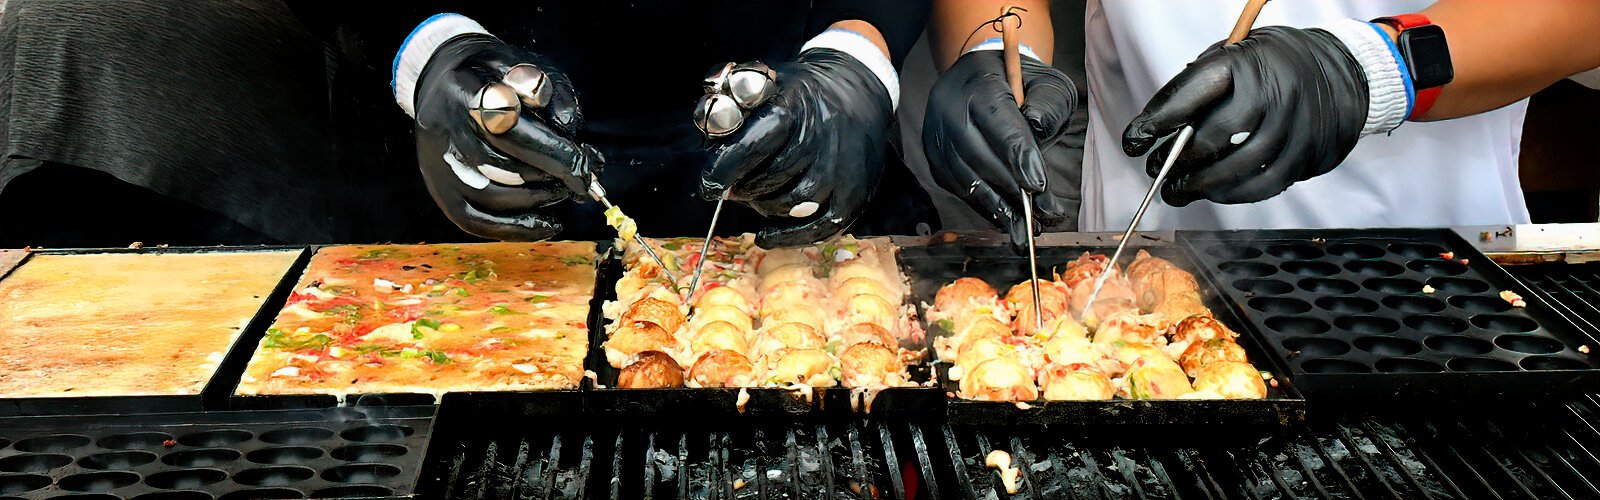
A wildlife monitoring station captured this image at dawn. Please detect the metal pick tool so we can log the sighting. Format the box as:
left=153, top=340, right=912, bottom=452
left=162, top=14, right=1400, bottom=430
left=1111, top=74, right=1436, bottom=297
left=1081, top=126, right=1195, bottom=316
left=686, top=189, right=730, bottom=302
left=995, top=5, right=1045, bottom=332
left=1081, top=0, right=1267, bottom=317
left=470, top=81, right=520, bottom=135
left=586, top=175, right=679, bottom=284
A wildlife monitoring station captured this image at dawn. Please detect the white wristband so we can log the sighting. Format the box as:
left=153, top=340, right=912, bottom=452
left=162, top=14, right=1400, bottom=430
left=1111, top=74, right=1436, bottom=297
left=965, top=36, right=1042, bottom=63
left=800, top=29, right=900, bottom=111
left=393, top=13, right=491, bottom=118
left=1316, top=18, right=1410, bottom=135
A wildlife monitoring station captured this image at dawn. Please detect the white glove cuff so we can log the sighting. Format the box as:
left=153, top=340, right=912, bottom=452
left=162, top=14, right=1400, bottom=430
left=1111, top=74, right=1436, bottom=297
left=965, top=36, right=1043, bottom=63
left=393, top=13, right=491, bottom=118
left=1316, top=18, right=1411, bottom=135
left=801, top=29, right=901, bottom=111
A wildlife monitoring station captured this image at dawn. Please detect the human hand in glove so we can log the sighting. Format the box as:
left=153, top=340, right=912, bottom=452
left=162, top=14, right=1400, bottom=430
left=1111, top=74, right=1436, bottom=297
left=1122, top=24, right=1383, bottom=207
left=699, top=43, right=895, bottom=248
left=397, top=14, right=601, bottom=240
left=923, top=50, right=1077, bottom=250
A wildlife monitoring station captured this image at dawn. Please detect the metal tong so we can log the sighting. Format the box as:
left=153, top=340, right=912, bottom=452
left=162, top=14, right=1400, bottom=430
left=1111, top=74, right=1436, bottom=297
left=1080, top=0, right=1268, bottom=317
left=587, top=175, right=678, bottom=284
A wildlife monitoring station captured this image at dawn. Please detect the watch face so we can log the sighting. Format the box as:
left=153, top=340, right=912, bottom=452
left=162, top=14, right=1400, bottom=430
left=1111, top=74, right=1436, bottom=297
left=1400, top=25, right=1453, bottom=89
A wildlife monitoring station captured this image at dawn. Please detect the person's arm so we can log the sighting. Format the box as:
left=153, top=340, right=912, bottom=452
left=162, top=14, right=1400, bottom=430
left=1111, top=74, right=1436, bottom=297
left=920, top=0, right=1080, bottom=249
left=1382, top=0, right=1600, bottom=120
left=929, top=0, right=1054, bottom=71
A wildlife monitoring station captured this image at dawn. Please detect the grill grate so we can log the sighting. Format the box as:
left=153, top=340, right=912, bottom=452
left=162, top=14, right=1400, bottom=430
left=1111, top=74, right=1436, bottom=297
left=418, top=263, right=1600, bottom=499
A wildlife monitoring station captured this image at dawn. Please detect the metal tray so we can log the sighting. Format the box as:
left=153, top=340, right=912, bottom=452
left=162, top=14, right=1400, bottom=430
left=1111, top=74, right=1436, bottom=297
left=0, top=405, right=433, bottom=498
left=223, top=242, right=606, bottom=413
left=583, top=245, right=946, bottom=420
left=1179, top=228, right=1600, bottom=402
left=894, top=235, right=1306, bottom=427
left=0, top=246, right=311, bottom=417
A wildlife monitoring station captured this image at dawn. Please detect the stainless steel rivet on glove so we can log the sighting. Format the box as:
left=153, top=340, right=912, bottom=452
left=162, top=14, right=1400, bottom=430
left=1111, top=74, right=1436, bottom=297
left=694, top=61, right=776, bottom=138
left=502, top=63, right=552, bottom=109
left=471, top=81, right=521, bottom=135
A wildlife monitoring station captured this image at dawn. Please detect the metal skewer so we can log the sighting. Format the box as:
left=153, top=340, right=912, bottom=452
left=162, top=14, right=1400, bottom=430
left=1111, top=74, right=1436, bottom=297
left=1080, top=0, right=1267, bottom=318
left=997, top=5, right=1045, bottom=333
left=686, top=189, right=730, bottom=302
left=587, top=175, right=678, bottom=284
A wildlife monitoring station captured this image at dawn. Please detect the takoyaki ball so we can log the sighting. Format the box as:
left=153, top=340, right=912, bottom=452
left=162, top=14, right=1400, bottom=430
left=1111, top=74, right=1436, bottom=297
left=605, top=321, right=679, bottom=368
left=767, top=348, right=838, bottom=387
left=1057, top=253, right=1111, bottom=288
left=695, top=285, right=752, bottom=314
left=760, top=303, right=826, bottom=335
left=838, top=322, right=896, bottom=348
left=1092, top=312, right=1164, bottom=345
left=1108, top=342, right=1169, bottom=375
left=843, top=293, right=899, bottom=328
left=757, top=248, right=813, bottom=274
left=1038, top=365, right=1115, bottom=401
left=1005, top=280, right=1069, bottom=336
left=621, top=297, right=686, bottom=334
left=958, top=357, right=1039, bottom=402
left=1124, top=250, right=1176, bottom=281
left=1133, top=269, right=1198, bottom=312
left=1169, top=314, right=1235, bottom=346
left=752, top=322, right=825, bottom=357
left=1042, top=334, right=1098, bottom=367
left=1040, top=315, right=1089, bottom=340
left=1125, top=356, right=1194, bottom=399
left=691, top=320, right=751, bottom=354
left=834, top=276, right=895, bottom=304
left=1068, top=276, right=1136, bottom=318
left=829, top=261, right=892, bottom=289
left=956, top=336, right=1017, bottom=369
left=690, top=304, right=754, bottom=333
left=1179, top=338, right=1249, bottom=377
left=935, top=278, right=1000, bottom=312
left=617, top=351, right=685, bottom=388
left=688, top=349, right=757, bottom=387
left=838, top=343, right=904, bottom=386
left=1153, top=293, right=1209, bottom=325
left=1191, top=361, right=1267, bottom=399
left=758, top=266, right=822, bottom=295
left=758, top=281, right=826, bottom=318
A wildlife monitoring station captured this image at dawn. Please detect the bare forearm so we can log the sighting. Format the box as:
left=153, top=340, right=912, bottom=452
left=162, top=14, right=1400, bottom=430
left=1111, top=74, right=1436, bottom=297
left=1385, top=0, right=1600, bottom=120
left=930, top=0, right=1053, bottom=72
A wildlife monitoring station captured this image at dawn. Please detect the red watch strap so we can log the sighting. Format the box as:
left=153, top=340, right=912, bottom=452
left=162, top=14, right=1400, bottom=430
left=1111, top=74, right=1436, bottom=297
left=1412, top=88, right=1442, bottom=120
left=1373, top=13, right=1431, bottom=30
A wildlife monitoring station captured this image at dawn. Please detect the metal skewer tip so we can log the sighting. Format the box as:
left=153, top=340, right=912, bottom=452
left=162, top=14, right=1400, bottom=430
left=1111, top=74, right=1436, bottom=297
left=589, top=176, right=679, bottom=284
left=686, top=190, right=729, bottom=302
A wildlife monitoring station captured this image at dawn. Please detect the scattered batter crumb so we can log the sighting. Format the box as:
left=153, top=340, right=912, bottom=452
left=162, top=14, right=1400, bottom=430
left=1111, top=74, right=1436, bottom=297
left=733, top=479, right=746, bottom=490
left=1460, top=258, right=1470, bottom=265
left=1439, top=251, right=1455, bottom=260
left=1581, top=345, right=1591, bottom=355
left=1422, top=285, right=1436, bottom=294
left=985, top=450, right=1022, bottom=494
left=1499, top=290, right=1527, bottom=307
left=1015, top=401, right=1033, bottom=410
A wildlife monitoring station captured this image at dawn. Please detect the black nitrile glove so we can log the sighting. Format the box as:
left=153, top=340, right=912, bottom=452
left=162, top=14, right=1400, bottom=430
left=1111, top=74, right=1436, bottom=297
left=413, top=34, right=602, bottom=240
left=923, top=50, right=1077, bottom=250
left=1122, top=26, right=1368, bottom=207
left=700, top=49, right=893, bottom=248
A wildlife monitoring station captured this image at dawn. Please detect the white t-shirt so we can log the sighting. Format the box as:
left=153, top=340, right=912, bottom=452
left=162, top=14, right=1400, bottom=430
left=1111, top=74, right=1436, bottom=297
left=1081, top=0, right=1531, bottom=232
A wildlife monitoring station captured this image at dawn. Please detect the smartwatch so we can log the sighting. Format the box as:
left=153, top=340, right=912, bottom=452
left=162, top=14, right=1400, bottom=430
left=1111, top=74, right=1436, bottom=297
left=1373, top=14, right=1453, bottom=119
